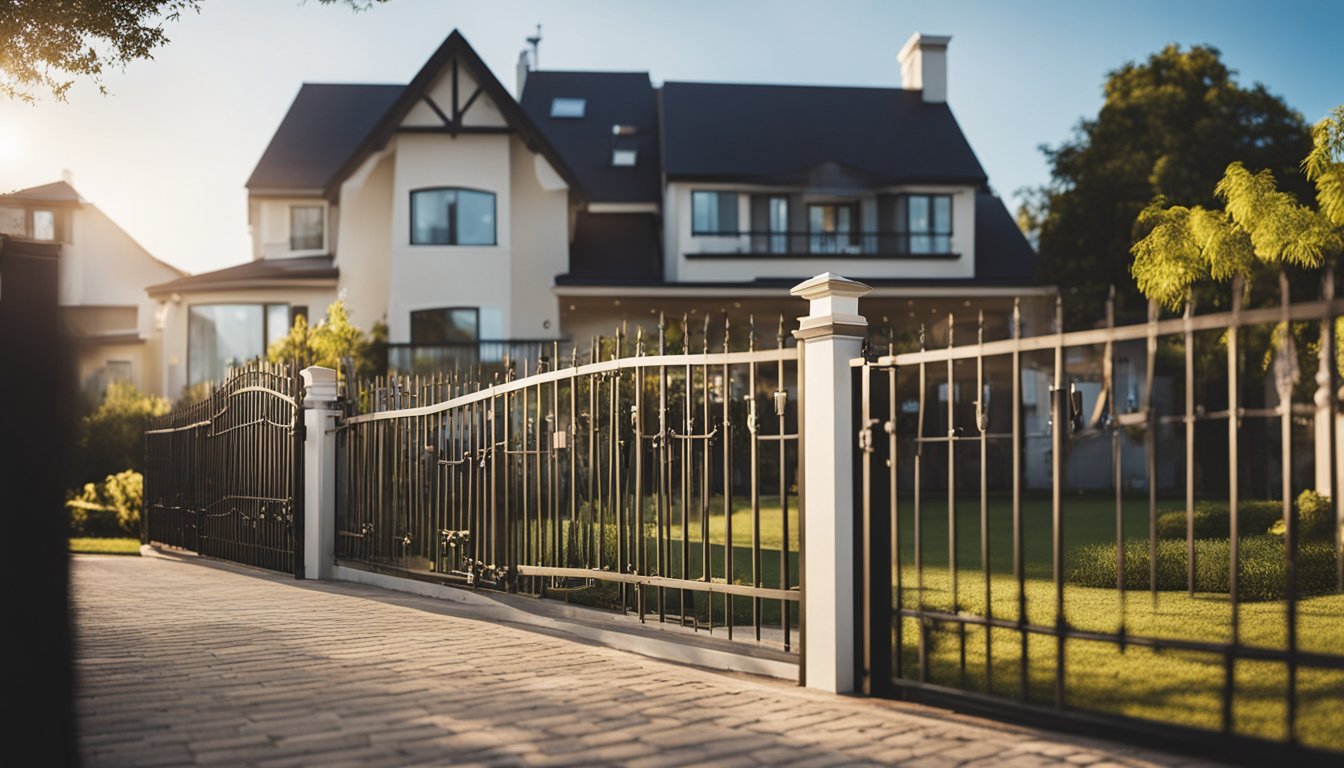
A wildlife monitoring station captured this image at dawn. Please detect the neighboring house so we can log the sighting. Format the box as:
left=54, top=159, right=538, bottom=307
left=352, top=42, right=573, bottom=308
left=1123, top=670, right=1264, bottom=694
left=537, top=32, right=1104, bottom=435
left=0, top=181, right=184, bottom=398
left=151, top=29, right=1047, bottom=391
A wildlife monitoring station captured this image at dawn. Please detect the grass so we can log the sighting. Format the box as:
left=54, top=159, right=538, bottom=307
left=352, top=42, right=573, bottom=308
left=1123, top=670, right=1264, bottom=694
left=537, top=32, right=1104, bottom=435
left=69, top=537, right=141, bottom=555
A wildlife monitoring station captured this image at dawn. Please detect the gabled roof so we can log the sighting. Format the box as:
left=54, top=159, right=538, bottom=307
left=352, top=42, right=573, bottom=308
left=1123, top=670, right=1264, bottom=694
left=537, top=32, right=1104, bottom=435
left=322, top=30, right=586, bottom=200
left=972, top=191, right=1037, bottom=284
left=0, top=180, right=83, bottom=205
left=246, top=84, right=403, bottom=193
left=147, top=255, right=337, bottom=296
left=659, top=82, right=987, bottom=186
left=520, top=71, right=661, bottom=204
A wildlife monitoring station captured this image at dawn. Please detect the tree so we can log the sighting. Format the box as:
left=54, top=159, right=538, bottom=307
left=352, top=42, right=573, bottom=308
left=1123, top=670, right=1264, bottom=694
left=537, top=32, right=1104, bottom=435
left=1024, top=44, right=1312, bottom=326
left=1, top=0, right=385, bottom=102
left=1130, top=108, right=1344, bottom=308
left=77, top=381, right=170, bottom=482
left=267, top=301, right=387, bottom=379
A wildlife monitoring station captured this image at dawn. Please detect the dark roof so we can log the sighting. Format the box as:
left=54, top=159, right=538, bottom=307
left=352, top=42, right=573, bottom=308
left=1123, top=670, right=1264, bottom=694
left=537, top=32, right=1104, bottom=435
left=566, top=212, right=662, bottom=281
left=972, top=192, right=1037, bottom=283
left=0, top=180, right=82, bottom=204
left=659, top=82, right=986, bottom=186
left=246, top=84, right=403, bottom=192
left=325, top=30, right=586, bottom=200
left=147, top=255, right=338, bottom=296
left=520, top=72, right=661, bottom=204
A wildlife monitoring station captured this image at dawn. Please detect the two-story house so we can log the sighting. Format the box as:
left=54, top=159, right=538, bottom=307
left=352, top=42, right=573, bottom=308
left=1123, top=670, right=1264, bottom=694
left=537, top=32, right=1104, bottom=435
left=149, top=29, right=1046, bottom=393
left=0, top=180, right=184, bottom=397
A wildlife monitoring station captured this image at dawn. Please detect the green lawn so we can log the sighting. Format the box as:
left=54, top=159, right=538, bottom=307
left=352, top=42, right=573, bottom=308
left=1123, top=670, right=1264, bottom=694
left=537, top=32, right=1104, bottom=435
left=69, top=537, right=141, bottom=555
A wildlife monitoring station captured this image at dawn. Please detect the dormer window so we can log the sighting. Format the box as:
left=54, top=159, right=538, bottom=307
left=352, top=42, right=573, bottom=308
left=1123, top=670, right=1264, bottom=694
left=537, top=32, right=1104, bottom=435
left=550, top=97, right=586, bottom=118
left=896, top=194, right=952, bottom=254
left=611, top=149, right=637, bottom=167
left=289, top=205, right=324, bottom=251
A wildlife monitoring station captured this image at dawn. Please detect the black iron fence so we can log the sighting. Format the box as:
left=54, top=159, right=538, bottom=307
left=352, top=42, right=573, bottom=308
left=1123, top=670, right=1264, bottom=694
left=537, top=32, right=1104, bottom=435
left=338, top=317, right=801, bottom=649
left=144, top=361, right=304, bottom=576
left=854, top=271, right=1344, bottom=760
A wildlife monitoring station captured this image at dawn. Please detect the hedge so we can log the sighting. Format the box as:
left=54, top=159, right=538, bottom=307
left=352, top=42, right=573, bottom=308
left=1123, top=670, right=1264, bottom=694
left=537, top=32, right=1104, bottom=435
left=1068, top=536, right=1338, bottom=601
left=1154, top=501, right=1283, bottom=541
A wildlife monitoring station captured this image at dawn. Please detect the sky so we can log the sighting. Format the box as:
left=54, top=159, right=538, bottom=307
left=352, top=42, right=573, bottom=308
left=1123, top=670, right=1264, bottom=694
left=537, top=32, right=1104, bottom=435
left=0, top=0, right=1340, bottom=275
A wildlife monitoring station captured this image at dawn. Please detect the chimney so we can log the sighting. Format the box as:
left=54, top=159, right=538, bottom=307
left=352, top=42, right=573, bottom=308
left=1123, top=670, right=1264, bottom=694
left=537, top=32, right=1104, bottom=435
left=898, top=33, right=951, bottom=103
left=516, top=49, right=530, bottom=98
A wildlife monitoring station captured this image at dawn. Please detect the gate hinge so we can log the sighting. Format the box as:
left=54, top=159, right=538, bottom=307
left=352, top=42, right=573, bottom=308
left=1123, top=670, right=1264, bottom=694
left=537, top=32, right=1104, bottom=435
left=857, top=418, right=879, bottom=453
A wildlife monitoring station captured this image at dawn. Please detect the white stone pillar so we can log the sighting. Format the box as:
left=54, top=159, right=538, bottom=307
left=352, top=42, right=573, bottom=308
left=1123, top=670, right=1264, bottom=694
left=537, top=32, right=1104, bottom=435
left=791, top=273, right=871, bottom=693
left=301, top=366, right=340, bottom=580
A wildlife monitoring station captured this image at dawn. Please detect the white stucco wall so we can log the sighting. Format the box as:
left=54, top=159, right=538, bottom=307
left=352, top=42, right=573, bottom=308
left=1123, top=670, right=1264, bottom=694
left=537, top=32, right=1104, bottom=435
left=664, top=182, right=977, bottom=283
left=250, top=197, right=331, bottom=260
left=335, top=151, right=394, bottom=331
left=508, top=138, right=568, bottom=340
left=59, top=205, right=182, bottom=335
left=387, top=132, right=513, bottom=343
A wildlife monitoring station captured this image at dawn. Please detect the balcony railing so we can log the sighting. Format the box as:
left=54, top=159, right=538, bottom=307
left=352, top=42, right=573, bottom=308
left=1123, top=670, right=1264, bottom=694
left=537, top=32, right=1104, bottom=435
left=387, top=340, right=569, bottom=375
left=686, top=230, right=955, bottom=259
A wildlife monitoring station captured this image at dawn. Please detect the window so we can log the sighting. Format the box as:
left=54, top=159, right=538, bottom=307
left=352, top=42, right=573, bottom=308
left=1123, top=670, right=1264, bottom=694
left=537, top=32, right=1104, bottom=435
left=768, top=196, right=788, bottom=254
left=0, top=206, right=23, bottom=236
left=411, top=307, right=479, bottom=344
left=188, top=303, right=294, bottom=385
left=32, top=210, right=55, bottom=241
left=691, top=191, right=738, bottom=235
left=290, top=206, right=324, bottom=251
left=105, top=360, right=133, bottom=383
left=411, top=188, right=496, bottom=246
left=550, top=97, right=586, bottom=118
left=896, top=194, right=952, bottom=254
left=611, top=149, right=637, bottom=167
left=808, top=203, right=857, bottom=254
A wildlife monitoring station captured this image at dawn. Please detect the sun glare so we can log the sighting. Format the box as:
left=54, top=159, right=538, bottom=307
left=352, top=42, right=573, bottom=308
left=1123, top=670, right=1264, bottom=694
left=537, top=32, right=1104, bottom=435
left=0, top=122, right=24, bottom=160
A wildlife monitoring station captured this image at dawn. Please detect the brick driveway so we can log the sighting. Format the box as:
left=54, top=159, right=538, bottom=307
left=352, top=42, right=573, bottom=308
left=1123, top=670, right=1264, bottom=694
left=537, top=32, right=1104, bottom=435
left=73, top=554, right=1218, bottom=767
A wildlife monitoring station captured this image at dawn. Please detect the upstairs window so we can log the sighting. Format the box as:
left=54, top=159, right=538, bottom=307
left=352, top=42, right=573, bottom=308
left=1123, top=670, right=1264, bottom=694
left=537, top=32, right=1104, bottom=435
left=411, top=307, right=480, bottom=343
left=290, top=205, right=324, bottom=251
left=896, top=194, right=952, bottom=254
left=32, top=210, right=55, bottom=241
left=550, top=98, right=586, bottom=118
left=411, top=188, right=496, bottom=246
left=691, top=191, right=738, bottom=235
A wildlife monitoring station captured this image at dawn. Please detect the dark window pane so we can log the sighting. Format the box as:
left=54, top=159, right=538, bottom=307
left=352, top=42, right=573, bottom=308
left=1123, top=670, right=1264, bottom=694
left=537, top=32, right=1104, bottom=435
left=456, top=190, right=496, bottom=245
left=411, top=308, right=479, bottom=344
left=290, top=206, right=324, bottom=250
left=717, top=192, right=738, bottom=232
left=933, top=196, right=952, bottom=234
left=692, top=191, right=736, bottom=234
left=908, top=196, right=930, bottom=234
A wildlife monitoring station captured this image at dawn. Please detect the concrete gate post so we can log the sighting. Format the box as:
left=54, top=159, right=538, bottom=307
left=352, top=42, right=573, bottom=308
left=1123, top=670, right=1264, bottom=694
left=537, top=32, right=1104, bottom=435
left=791, top=273, right=872, bottom=693
left=301, top=366, right=340, bottom=580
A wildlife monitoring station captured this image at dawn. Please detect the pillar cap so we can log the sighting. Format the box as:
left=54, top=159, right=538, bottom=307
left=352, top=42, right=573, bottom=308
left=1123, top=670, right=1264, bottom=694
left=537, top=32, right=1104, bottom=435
left=301, top=366, right=339, bottom=404
left=790, top=272, right=873, bottom=301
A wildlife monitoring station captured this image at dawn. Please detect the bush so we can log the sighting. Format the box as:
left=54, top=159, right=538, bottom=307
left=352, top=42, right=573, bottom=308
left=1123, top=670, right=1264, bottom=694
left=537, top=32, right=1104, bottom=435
left=1154, top=500, right=1284, bottom=540
left=78, top=381, right=170, bottom=481
left=1266, top=490, right=1338, bottom=542
left=1068, top=536, right=1337, bottom=601
left=68, top=470, right=144, bottom=537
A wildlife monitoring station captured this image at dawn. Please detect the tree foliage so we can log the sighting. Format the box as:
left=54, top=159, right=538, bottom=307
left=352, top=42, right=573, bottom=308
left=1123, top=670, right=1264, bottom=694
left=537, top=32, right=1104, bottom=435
left=266, top=301, right=386, bottom=379
left=1130, top=109, right=1344, bottom=309
left=0, top=0, right=386, bottom=102
left=1025, top=44, right=1312, bottom=325
left=77, top=381, right=170, bottom=482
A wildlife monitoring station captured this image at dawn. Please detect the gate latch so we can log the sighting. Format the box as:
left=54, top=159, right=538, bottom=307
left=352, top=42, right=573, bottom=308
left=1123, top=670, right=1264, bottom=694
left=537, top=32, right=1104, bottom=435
left=857, top=418, right=879, bottom=453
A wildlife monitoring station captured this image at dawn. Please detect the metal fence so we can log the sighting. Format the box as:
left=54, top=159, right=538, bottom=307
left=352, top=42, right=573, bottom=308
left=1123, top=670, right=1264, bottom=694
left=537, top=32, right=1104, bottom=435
left=144, top=361, right=304, bottom=576
left=338, top=317, right=801, bottom=649
left=853, top=271, right=1344, bottom=760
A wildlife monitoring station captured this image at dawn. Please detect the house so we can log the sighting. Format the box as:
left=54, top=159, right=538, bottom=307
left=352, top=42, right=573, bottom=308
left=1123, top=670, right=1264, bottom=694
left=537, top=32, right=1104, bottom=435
left=0, top=180, right=184, bottom=398
left=149, top=28, right=1047, bottom=393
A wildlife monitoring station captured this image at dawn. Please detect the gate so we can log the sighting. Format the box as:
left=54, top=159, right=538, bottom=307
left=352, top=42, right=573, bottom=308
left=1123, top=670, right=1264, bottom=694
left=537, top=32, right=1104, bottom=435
left=854, top=274, right=1344, bottom=761
left=145, top=362, right=305, bottom=576
left=336, top=318, right=801, bottom=649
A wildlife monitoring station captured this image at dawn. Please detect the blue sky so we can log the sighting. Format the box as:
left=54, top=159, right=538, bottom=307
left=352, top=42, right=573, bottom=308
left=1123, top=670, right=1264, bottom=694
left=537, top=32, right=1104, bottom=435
left=0, top=0, right=1339, bottom=274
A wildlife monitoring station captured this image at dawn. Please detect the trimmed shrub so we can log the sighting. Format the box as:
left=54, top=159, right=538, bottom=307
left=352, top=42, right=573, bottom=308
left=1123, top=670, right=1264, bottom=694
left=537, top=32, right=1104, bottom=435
left=78, top=381, right=170, bottom=481
left=1068, top=536, right=1337, bottom=601
left=1267, top=490, right=1338, bottom=542
left=67, top=470, right=144, bottom=537
left=1155, top=500, right=1284, bottom=540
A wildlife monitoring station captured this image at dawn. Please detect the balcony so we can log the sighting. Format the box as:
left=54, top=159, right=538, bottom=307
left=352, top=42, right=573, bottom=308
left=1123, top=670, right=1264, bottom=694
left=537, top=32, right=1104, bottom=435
left=387, top=340, right=569, bottom=375
left=685, top=231, right=956, bottom=259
